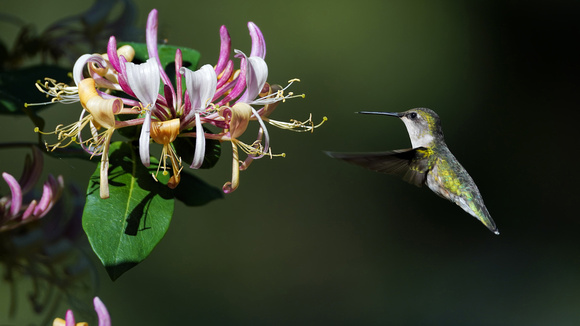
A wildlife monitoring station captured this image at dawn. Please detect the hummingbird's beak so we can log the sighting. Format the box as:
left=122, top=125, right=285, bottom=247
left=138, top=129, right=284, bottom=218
left=356, top=111, right=402, bottom=118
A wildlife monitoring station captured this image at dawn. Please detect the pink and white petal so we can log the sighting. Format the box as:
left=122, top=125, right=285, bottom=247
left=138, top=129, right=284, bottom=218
left=73, top=54, right=105, bottom=86
left=33, top=181, right=53, bottom=217
left=146, top=9, right=175, bottom=100
left=238, top=55, right=268, bottom=103
left=215, top=60, right=234, bottom=90
left=216, top=51, right=247, bottom=106
left=65, top=310, right=75, bottom=326
left=93, top=297, right=111, bottom=326
left=248, top=22, right=266, bottom=59
left=21, top=200, right=37, bottom=220
left=2, top=172, right=22, bottom=217
left=107, top=36, right=121, bottom=72
left=215, top=25, right=231, bottom=75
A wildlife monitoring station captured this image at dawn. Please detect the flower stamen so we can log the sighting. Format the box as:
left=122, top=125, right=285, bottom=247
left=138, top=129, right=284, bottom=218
left=25, top=78, right=80, bottom=107
left=150, top=119, right=183, bottom=188
left=264, top=114, right=328, bottom=133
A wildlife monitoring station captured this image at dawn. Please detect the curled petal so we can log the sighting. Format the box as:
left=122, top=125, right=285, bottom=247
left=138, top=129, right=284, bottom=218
left=2, top=172, right=22, bottom=217
left=190, top=112, right=206, bottom=169
left=181, top=65, right=217, bottom=121
left=107, top=36, right=121, bottom=72
left=229, top=102, right=253, bottom=139
left=215, top=25, right=231, bottom=76
left=125, top=58, right=160, bottom=106
left=94, top=297, right=111, bottom=326
left=248, top=22, right=266, bottom=59
left=73, top=54, right=106, bottom=86
left=79, top=79, right=122, bottom=129
left=238, top=55, right=268, bottom=103
left=139, top=111, right=152, bottom=166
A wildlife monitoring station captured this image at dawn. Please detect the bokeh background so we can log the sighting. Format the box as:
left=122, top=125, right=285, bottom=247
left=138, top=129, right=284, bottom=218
left=2, top=0, right=580, bottom=324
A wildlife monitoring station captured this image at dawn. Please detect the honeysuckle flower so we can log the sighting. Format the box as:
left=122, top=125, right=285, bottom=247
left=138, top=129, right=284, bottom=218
left=181, top=64, right=217, bottom=169
left=134, top=9, right=325, bottom=192
left=53, top=296, right=111, bottom=326
left=125, top=58, right=160, bottom=167
left=1, top=147, right=64, bottom=232
left=31, top=7, right=325, bottom=197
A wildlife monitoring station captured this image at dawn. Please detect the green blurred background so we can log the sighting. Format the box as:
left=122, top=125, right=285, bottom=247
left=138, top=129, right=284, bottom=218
left=2, top=0, right=580, bottom=324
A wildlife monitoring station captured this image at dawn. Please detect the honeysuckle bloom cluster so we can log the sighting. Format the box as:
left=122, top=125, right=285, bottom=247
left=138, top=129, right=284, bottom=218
left=53, top=297, right=111, bottom=326
left=32, top=8, right=324, bottom=198
left=1, top=147, right=64, bottom=232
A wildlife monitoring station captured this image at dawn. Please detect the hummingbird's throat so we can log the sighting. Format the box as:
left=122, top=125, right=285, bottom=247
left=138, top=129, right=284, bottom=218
left=402, top=120, right=435, bottom=148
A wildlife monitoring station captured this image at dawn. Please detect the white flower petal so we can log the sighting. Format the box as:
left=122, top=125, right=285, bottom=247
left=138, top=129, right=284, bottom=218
left=73, top=54, right=104, bottom=86
left=238, top=55, right=268, bottom=103
left=190, top=112, right=206, bottom=169
left=181, top=65, right=217, bottom=120
left=125, top=58, right=160, bottom=106
left=139, top=111, right=152, bottom=166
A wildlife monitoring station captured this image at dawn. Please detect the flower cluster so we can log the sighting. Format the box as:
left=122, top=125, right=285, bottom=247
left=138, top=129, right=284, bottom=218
left=32, top=9, right=325, bottom=199
left=1, top=146, right=64, bottom=232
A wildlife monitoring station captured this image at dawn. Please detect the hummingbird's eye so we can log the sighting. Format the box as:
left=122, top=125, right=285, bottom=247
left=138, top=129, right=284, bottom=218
left=408, top=112, right=418, bottom=120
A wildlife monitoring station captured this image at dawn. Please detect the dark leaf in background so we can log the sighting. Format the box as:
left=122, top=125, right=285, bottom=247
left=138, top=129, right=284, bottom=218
left=0, top=65, right=70, bottom=115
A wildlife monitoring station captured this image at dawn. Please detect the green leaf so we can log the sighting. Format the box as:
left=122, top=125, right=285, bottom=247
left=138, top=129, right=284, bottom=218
left=82, top=141, right=174, bottom=281
left=0, top=65, right=70, bottom=115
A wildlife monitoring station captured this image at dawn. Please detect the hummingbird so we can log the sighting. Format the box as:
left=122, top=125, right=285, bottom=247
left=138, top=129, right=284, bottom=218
left=326, top=108, right=498, bottom=235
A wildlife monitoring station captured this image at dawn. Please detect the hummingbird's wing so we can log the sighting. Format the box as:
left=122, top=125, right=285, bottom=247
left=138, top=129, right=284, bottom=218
left=325, top=148, right=432, bottom=187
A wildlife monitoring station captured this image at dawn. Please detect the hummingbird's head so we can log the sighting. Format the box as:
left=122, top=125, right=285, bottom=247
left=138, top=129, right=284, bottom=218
left=358, top=108, right=444, bottom=148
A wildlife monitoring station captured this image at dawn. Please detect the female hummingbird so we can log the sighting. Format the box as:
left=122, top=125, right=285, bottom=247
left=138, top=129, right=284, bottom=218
left=326, top=108, right=499, bottom=235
